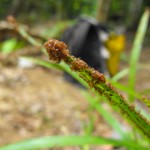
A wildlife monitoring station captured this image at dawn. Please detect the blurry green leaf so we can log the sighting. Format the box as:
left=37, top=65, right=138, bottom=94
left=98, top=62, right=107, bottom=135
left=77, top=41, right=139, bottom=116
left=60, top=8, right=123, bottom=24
left=128, top=9, right=150, bottom=101
left=0, top=135, right=148, bottom=150
left=0, top=38, right=25, bottom=55
left=18, top=27, right=42, bottom=47
left=82, top=92, right=129, bottom=140
left=1, top=38, right=17, bottom=54
left=24, top=57, right=88, bottom=87
left=15, top=41, right=25, bottom=49
left=23, top=57, right=150, bottom=140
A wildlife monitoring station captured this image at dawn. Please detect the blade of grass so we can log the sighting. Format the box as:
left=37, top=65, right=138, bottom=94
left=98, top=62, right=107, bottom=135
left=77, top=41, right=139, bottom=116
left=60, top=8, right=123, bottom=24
left=24, top=57, right=88, bottom=87
left=44, top=39, right=150, bottom=138
left=25, top=57, right=144, bottom=101
left=17, top=26, right=42, bottom=48
left=23, top=57, right=63, bottom=70
left=110, top=80, right=150, bottom=110
left=25, top=56, right=149, bottom=137
left=26, top=57, right=150, bottom=121
left=128, top=9, right=150, bottom=101
left=26, top=57, right=128, bottom=139
left=82, top=91, right=129, bottom=140
left=0, top=135, right=148, bottom=150
left=110, top=80, right=143, bottom=99
left=111, top=68, right=129, bottom=82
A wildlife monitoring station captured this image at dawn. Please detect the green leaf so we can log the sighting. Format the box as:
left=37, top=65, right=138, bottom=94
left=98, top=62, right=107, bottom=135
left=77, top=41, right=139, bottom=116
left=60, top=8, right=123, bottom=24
left=25, top=57, right=150, bottom=138
left=24, top=57, right=88, bottom=87
left=82, top=92, right=129, bottom=140
left=1, top=38, right=17, bottom=54
left=0, top=135, right=148, bottom=150
left=128, top=9, right=150, bottom=101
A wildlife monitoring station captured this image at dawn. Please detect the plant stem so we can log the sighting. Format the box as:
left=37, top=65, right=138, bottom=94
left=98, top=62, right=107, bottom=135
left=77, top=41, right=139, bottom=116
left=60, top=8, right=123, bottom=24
left=44, top=39, right=150, bottom=138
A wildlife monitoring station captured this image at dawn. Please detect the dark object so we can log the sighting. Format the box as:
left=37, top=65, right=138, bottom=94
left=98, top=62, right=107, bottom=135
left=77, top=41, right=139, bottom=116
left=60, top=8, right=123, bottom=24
left=61, top=17, right=108, bottom=86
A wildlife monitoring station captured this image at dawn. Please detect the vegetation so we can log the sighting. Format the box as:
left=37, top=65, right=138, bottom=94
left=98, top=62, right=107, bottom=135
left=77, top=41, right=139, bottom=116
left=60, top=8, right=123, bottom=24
left=0, top=0, right=150, bottom=150
left=0, top=8, right=150, bottom=150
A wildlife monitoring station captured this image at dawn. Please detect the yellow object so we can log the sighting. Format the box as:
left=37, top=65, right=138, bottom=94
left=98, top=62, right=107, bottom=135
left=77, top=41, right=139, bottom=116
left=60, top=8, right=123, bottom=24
left=105, top=33, right=126, bottom=76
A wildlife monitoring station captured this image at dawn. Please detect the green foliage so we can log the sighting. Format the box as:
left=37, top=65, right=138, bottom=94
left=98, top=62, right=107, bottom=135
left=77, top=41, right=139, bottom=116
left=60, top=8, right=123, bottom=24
left=0, top=0, right=97, bottom=22
left=23, top=57, right=129, bottom=140
left=1, top=135, right=149, bottom=150
left=82, top=92, right=129, bottom=140
left=0, top=38, right=25, bottom=54
left=0, top=0, right=10, bottom=19
left=128, top=9, right=149, bottom=101
left=24, top=57, right=88, bottom=87
left=0, top=6, right=150, bottom=150
left=0, top=38, right=17, bottom=54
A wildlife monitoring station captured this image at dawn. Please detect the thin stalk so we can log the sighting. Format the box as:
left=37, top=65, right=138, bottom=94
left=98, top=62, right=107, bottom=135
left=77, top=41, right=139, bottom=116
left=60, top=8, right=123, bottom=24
left=17, top=26, right=42, bottom=48
left=44, top=39, right=150, bottom=138
left=0, top=135, right=148, bottom=150
left=128, top=9, right=150, bottom=101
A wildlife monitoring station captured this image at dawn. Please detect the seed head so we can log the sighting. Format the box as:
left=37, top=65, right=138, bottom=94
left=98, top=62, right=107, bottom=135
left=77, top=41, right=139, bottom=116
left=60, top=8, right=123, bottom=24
left=44, top=39, right=69, bottom=63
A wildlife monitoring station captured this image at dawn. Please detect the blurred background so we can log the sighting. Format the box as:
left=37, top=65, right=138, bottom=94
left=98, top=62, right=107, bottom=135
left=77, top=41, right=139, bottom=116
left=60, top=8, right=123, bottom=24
left=0, top=0, right=150, bottom=150
left=0, top=0, right=150, bottom=27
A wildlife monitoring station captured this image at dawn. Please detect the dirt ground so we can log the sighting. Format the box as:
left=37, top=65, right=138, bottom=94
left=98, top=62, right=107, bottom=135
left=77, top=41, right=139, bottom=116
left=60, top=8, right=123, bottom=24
left=0, top=42, right=150, bottom=150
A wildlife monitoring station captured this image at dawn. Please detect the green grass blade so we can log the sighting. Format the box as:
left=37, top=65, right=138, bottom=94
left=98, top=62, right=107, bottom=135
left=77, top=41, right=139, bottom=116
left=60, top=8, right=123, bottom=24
left=23, top=57, right=63, bottom=70
left=110, top=80, right=150, bottom=111
left=0, top=135, right=148, bottom=150
left=82, top=92, right=129, bottom=140
left=22, top=57, right=150, bottom=110
left=24, top=57, right=88, bottom=87
left=128, top=9, right=150, bottom=101
left=25, top=57, right=150, bottom=138
left=27, top=57, right=128, bottom=138
left=18, top=27, right=42, bottom=48
left=110, top=80, right=142, bottom=100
